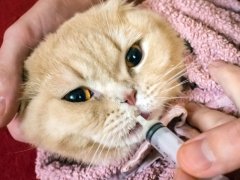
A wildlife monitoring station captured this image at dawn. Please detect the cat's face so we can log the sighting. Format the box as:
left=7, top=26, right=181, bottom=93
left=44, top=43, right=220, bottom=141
left=20, top=0, right=184, bottom=165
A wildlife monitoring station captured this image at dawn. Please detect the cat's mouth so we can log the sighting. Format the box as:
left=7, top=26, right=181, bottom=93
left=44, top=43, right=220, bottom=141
left=129, top=112, right=150, bottom=135
left=140, top=112, right=150, bottom=120
left=127, top=112, right=150, bottom=137
left=122, top=112, right=150, bottom=146
left=128, top=122, right=142, bottom=137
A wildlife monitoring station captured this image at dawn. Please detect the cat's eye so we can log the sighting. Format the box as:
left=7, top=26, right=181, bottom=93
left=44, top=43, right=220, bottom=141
left=125, top=44, right=143, bottom=68
left=63, top=87, right=93, bottom=102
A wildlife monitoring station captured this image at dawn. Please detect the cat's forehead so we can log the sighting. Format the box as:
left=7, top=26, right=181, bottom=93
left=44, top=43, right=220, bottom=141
left=25, top=3, right=152, bottom=80
left=24, top=1, right=172, bottom=95
left=55, top=5, right=146, bottom=53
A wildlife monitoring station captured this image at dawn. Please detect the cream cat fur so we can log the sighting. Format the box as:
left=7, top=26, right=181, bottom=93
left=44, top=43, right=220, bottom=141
left=20, top=0, right=184, bottom=165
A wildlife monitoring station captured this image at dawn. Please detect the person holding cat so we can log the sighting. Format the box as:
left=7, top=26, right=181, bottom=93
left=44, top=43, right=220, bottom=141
left=175, top=61, right=240, bottom=180
left=0, top=0, right=239, bottom=179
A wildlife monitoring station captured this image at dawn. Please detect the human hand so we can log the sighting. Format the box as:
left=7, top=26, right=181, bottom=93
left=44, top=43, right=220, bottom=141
left=175, top=61, right=240, bottom=179
left=0, top=0, right=99, bottom=141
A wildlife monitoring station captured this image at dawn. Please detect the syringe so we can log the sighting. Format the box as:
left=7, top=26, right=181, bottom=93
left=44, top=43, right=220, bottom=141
left=137, top=115, right=183, bottom=164
left=137, top=115, right=229, bottom=180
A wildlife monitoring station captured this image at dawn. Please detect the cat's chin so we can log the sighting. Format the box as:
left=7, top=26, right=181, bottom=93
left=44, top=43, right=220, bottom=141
left=121, top=123, right=144, bottom=146
left=92, top=142, right=143, bottom=166
left=128, top=122, right=142, bottom=136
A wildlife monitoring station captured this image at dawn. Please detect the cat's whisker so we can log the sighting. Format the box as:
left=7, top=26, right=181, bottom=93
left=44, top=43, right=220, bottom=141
left=158, top=69, right=186, bottom=91
left=150, top=81, right=186, bottom=102
left=165, top=71, right=186, bottom=88
left=159, top=61, right=185, bottom=80
left=122, top=120, right=141, bottom=150
left=121, top=127, right=135, bottom=160
left=160, top=80, right=188, bottom=94
left=103, top=117, right=140, bottom=161
left=153, top=76, right=186, bottom=97
left=161, top=102, right=176, bottom=110
left=160, top=62, right=185, bottom=81
left=103, top=123, right=126, bottom=163
left=157, top=95, right=189, bottom=110
left=167, top=68, right=186, bottom=83
left=125, top=126, right=145, bottom=163
left=147, top=77, right=186, bottom=102
left=78, top=137, right=100, bottom=168
left=153, top=99, right=184, bottom=110
left=87, top=134, right=110, bottom=169
left=104, top=132, right=118, bottom=161
left=119, top=126, right=132, bottom=159
left=150, top=73, right=179, bottom=93
left=116, top=131, right=123, bottom=159
left=103, top=120, right=122, bottom=134
left=7, top=147, right=35, bottom=155
left=95, top=133, right=114, bottom=166
left=86, top=133, right=109, bottom=169
left=148, top=68, right=185, bottom=95
left=156, top=95, right=188, bottom=101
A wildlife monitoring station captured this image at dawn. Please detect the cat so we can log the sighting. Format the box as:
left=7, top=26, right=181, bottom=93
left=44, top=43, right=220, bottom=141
left=20, top=0, right=185, bottom=166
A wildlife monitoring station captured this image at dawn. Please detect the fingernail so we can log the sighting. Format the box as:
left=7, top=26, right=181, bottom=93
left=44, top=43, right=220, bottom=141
left=179, top=138, right=215, bottom=172
left=0, top=97, right=6, bottom=116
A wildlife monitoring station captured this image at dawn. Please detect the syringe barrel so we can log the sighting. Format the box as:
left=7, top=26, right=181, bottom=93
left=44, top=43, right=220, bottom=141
left=146, top=122, right=183, bottom=163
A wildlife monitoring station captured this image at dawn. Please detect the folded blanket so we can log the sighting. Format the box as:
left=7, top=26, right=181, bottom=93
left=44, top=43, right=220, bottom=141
left=36, top=0, right=240, bottom=179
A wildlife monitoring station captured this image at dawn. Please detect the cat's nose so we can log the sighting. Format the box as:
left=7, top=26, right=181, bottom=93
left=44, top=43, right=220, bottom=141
left=124, top=90, right=137, bottom=106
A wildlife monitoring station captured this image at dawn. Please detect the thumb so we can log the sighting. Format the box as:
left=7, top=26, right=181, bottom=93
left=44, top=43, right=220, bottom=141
left=7, top=115, right=26, bottom=143
left=177, top=120, right=240, bottom=178
left=0, top=56, right=22, bottom=127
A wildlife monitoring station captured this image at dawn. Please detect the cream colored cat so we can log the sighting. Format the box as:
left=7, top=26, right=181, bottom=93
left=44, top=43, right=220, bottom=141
left=20, top=0, right=185, bottom=165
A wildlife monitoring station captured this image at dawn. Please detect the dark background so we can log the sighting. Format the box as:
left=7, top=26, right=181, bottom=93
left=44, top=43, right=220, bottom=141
left=0, top=0, right=37, bottom=179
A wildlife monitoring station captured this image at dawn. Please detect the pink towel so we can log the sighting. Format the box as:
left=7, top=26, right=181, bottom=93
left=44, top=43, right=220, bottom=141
left=35, top=0, right=240, bottom=179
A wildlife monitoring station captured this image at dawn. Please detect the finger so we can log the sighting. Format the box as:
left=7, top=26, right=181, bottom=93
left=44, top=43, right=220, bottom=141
left=3, top=0, right=98, bottom=55
left=174, top=168, right=197, bottom=180
left=175, top=124, right=200, bottom=139
left=7, top=0, right=99, bottom=49
left=209, top=61, right=240, bottom=110
left=186, top=102, right=237, bottom=131
left=0, top=58, right=21, bottom=127
left=178, top=120, right=240, bottom=178
left=7, top=115, right=26, bottom=143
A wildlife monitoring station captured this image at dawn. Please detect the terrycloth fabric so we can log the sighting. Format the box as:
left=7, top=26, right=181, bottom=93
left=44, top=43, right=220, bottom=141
left=36, top=0, right=240, bottom=179
left=147, top=0, right=240, bottom=113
